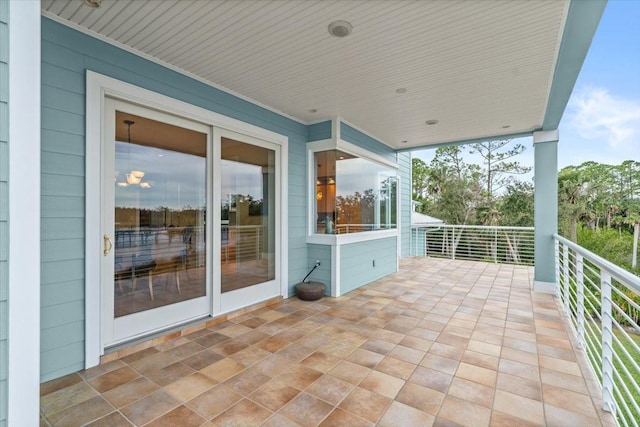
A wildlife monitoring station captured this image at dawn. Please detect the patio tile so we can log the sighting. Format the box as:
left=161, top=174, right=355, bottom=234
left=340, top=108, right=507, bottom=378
left=211, top=398, right=273, bottom=426
left=146, top=361, right=195, bottom=386
left=41, top=381, right=98, bottom=417
left=538, top=354, right=582, bottom=376
left=455, top=362, right=497, bottom=387
left=120, top=390, right=179, bottom=426
left=420, top=353, right=460, bottom=375
left=328, top=360, right=371, bottom=384
left=145, top=405, right=206, bottom=427
left=84, top=411, right=133, bottom=427
left=395, top=382, right=445, bottom=415
left=277, top=364, right=323, bottom=389
left=438, top=395, right=491, bottom=427
left=223, top=367, right=270, bottom=395
left=493, top=389, right=544, bottom=424
left=199, top=358, right=245, bottom=382
left=262, top=413, right=303, bottom=427
left=300, top=351, right=341, bottom=373
left=164, top=372, right=217, bottom=402
left=306, top=374, right=354, bottom=406
left=102, top=377, right=159, bottom=408
left=40, top=373, right=83, bottom=397
left=320, top=408, right=374, bottom=427
left=185, top=384, right=242, bottom=420
left=498, top=358, right=539, bottom=381
left=496, top=372, right=541, bottom=401
left=544, top=403, right=602, bottom=427
left=490, top=410, right=543, bottom=427
left=539, top=368, right=589, bottom=394
left=461, top=350, right=499, bottom=370
left=359, top=370, right=405, bottom=399
left=280, top=392, right=334, bottom=426
left=249, top=379, right=301, bottom=411
left=447, top=377, right=494, bottom=408
left=346, top=348, right=385, bottom=368
left=338, top=387, right=393, bottom=423
left=47, top=395, right=113, bottom=426
left=378, top=401, right=434, bottom=427
left=407, top=366, right=453, bottom=393
left=542, top=383, right=598, bottom=417
left=87, top=366, right=140, bottom=393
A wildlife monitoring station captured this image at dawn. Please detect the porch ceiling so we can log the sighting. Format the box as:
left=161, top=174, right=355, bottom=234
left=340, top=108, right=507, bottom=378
left=42, top=0, right=574, bottom=149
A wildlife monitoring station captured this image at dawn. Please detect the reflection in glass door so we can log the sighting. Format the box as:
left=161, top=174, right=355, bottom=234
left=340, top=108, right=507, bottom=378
left=111, top=110, right=207, bottom=319
left=221, top=138, right=276, bottom=293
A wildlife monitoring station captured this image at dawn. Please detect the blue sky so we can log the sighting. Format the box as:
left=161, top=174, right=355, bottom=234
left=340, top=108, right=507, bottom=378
left=414, top=0, right=640, bottom=171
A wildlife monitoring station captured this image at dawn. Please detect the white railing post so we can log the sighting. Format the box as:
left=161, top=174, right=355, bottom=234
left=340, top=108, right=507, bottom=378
left=555, top=239, right=560, bottom=298
left=451, top=227, right=456, bottom=260
left=576, top=254, right=585, bottom=349
left=563, top=244, right=570, bottom=316
left=494, top=228, right=498, bottom=263
left=600, top=271, right=615, bottom=414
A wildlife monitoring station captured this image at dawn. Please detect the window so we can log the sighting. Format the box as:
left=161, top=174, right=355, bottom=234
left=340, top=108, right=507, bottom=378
left=315, top=149, right=397, bottom=234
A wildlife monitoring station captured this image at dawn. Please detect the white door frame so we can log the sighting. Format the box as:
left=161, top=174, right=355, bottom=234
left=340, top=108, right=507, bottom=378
left=86, top=71, right=289, bottom=368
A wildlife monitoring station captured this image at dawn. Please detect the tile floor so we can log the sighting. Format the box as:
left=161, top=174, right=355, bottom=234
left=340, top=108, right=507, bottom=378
left=40, top=258, right=616, bottom=426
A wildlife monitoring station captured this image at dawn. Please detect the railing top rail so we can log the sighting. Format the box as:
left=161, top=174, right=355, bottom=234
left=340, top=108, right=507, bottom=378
left=554, top=233, right=640, bottom=294
left=412, top=224, right=535, bottom=231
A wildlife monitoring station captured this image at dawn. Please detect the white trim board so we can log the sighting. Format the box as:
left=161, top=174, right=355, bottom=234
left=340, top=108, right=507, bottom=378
left=8, top=1, right=41, bottom=425
left=85, top=71, right=289, bottom=368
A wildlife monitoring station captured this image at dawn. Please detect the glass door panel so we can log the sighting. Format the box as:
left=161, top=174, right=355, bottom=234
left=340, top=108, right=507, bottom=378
left=221, top=138, right=276, bottom=293
left=112, top=111, right=207, bottom=317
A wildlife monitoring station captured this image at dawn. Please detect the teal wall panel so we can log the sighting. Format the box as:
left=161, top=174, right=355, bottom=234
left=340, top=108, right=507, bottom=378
left=40, top=16, right=310, bottom=380
left=398, top=152, right=411, bottom=257
left=340, top=237, right=397, bottom=294
left=339, top=122, right=395, bottom=162
left=307, top=121, right=332, bottom=142
left=0, top=0, right=8, bottom=423
left=306, top=245, right=332, bottom=296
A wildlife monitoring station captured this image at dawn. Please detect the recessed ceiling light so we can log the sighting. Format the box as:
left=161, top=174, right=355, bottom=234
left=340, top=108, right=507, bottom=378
left=83, top=0, right=101, bottom=7
left=401, top=140, right=408, bottom=144
left=502, top=125, right=511, bottom=129
left=308, top=109, right=318, bottom=113
left=396, top=88, right=407, bottom=94
left=425, top=120, right=439, bottom=126
left=328, top=20, right=353, bottom=38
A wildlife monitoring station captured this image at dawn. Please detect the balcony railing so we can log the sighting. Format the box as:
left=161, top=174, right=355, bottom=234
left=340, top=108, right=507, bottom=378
left=555, top=234, right=640, bottom=427
left=410, top=224, right=534, bottom=265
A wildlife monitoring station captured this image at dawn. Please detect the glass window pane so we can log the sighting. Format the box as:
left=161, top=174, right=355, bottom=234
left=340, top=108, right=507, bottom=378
left=113, top=112, right=207, bottom=317
left=221, top=138, right=276, bottom=292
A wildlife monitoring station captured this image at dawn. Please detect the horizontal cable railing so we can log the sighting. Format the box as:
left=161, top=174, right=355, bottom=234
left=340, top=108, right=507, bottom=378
left=555, top=234, right=640, bottom=427
left=410, top=225, right=534, bottom=266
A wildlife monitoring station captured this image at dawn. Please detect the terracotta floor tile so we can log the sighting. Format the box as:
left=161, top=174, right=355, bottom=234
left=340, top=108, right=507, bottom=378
left=539, top=354, right=582, bottom=376
left=378, top=401, right=435, bottom=427
left=429, top=342, right=465, bottom=360
left=319, top=408, right=374, bottom=427
left=261, top=413, right=303, bottom=427
left=277, top=363, right=323, bottom=390
left=490, top=411, right=543, bottom=427
left=461, top=350, right=499, bottom=371
left=223, top=367, right=270, bottom=395
left=102, top=377, right=159, bottom=408
left=84, top=411, right=133, bottom=427
left=41, top=381, right=98, bottom=417
left=120, top=390, right=179, bottom=426
left=328, top=360, right=371, bottom=384
left=305, top=374, right=354, bottom=406
left=40, top=373, right=83, bottom=397
left=346, top=348, right=385, bottom=368
left=395, top=382, right=445, bottom=415
left=437, top=395, right=491, bottom=427
left=145, top=361, right=195, bottom=386
left=47, top=395, right=113, bottom=426
left=161, top=341, right=207, bottom=361
left=500, top=346, right=539, bottom=366
left=388, top=345, right=426, bottom=365
left=127, top=352, right=181, bottom=375
left=209, top=339, right=249, bottom=356
left=249, top=379, right=301, bottom=412
left=257, top=335, right=291, bottom=352
left=447, top=377, right=494, bottom=408
left=278, top=344, right=318, bottom=362
left=228, top=345, right=272, bottom=367
left=300, top=351, right=341, bottom=373
left=253, top=353, right=293, bottom=378
left=542, top=383, right=598, bottom=417
left=87, top=366, right=141, bottom=393
left=544, top=403, right=602, bottom=427
left=466, top=339, right=501, bottom=357
left=185, top=384, right=242, bottom=420
left=280, top=392, right=335, bottom=426
left=210, top=398, right=272, bottom=426
left=359, top=370, right=405, bottom=399
left=164, top=372, right=217, bottom=402
left=455, top=362, right=497, bottom=387
left=498, top=358, right=539, bottom=381
left=199, top=358, right=245, bottom=382
left=360, top=338, right=396, bottom=355
left=193, top=332, right=230, bottom=348
left=339, top=387, right=393, bottom=423
left=375, top=356, right=417, bottom=380
left=408, top=366, right=453, bottom=393
left=493, top=389, right=545, bottom=425
left=420, top=354, right=460, bottom=375
left=496, top=371, right=541, bottom=400
left=145, top=405, right=206, bottom=427
left=539, top=368, right=589, bottom=394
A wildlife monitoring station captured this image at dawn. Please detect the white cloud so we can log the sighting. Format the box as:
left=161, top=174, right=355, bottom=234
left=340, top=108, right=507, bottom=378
left=567, top=87, right=640, bottom=150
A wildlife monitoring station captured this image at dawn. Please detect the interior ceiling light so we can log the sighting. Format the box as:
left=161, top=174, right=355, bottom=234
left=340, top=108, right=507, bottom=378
left=401, top=140, right=408, bottom=144
left=425, top=120, right=439, bottom=126
left=117, top=120, right=151, bottom=189
left=396, top=88, right=407, bottom=94
left=83, top=0, right=102, bottom=8
left=328, top=20, right=353, bottom=38
left=308, top=109, right=318, bottom=113
left=502, top=125, right=511, bottom=129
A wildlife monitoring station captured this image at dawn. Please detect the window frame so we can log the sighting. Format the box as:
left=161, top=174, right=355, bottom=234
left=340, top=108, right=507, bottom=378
left=306, top=138, right=399, bottom=245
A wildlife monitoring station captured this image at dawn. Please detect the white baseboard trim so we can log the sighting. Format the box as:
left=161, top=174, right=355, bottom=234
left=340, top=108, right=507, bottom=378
left=534, top=280, right=557, bottom=294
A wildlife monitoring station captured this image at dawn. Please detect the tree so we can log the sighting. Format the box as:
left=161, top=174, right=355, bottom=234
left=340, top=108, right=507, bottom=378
left=469, top=139, right=531, bottom=204
left=499, top=181, right=534, bottom=227
left=558, top=167, right=588, bottom=243
left=412, top=157, right=430, bottom=200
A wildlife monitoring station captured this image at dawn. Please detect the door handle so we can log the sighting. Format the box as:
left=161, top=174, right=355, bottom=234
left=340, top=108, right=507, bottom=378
left=103, top=234, right=113, bottom=256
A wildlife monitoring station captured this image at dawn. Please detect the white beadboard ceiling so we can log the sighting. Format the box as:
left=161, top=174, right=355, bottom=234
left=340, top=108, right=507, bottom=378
left=41, top=0, right=569, bottom=150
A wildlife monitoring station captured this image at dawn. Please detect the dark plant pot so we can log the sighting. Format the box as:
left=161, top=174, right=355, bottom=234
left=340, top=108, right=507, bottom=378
left=295, top=281, right=325, bottom=301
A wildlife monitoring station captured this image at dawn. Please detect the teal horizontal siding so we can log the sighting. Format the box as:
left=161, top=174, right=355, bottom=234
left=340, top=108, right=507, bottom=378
left=41, top=16, right=310, bottom=381
left=307, top=121, right=332, bottom=142
left=0, top=0, right=7, bottom=422
left=306, top=245, right=332, bottom=296
left=340, top=237, right=397, bottom=294
left=340, top=122, right=395, bottom=162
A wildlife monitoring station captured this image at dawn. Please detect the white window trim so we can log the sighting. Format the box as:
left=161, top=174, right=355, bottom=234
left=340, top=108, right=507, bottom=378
left=85, top=71, right=289, bottom=368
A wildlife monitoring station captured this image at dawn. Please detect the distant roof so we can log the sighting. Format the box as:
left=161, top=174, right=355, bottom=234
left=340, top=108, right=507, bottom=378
left=411, top=211, right=444, bottom=226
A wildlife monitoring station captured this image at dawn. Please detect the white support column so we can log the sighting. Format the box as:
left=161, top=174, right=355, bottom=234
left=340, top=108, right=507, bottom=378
left=8, top=1, right=41, bottom=425
left=533, top=130, right=559, bottom=293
